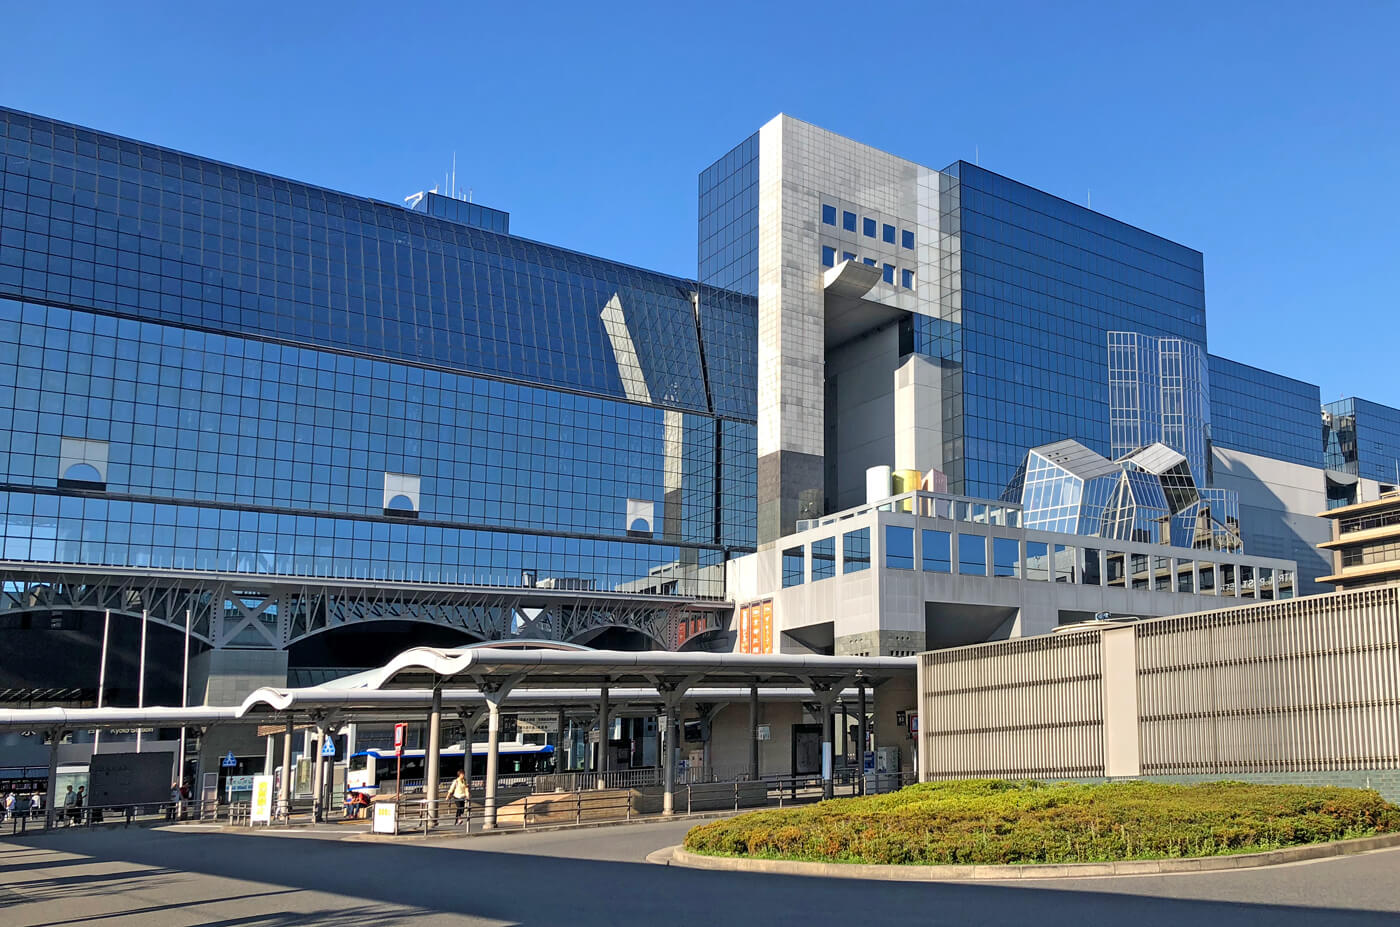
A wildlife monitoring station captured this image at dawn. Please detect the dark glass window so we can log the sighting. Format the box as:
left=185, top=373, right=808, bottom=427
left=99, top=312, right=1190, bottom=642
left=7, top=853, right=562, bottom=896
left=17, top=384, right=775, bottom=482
left=882, top=264, right=895, bottom=284
left=822, top=204, right=837, bottom=226
left=842, top=211, right=857, bottom=231
left=843, top=528, right=870, bottom=573
left=882, top=223, right=895, bottom=244
left=901, top=269, right=915, bottom=289
left=902, top=229, right=915, bottom=250
left=922, top=529, right=951, bottom=572
left=993, top=537, right=1020, bottom=578
left=885, top=525, right=914, bottom=569
left=1026, top=540, right=1050, bottom=580
left=782, top=546, right=805, bottom=587
left=811, top=537, right=835, bottom=580
left=862, top=217, right=877, bottom=238
left=842, top=251, right=856, bottom=262
left=862, top=258, right=876, bottom=267
left=821, top=246, right=836, bottom=268
left=958, top=534, right=986, bottom=575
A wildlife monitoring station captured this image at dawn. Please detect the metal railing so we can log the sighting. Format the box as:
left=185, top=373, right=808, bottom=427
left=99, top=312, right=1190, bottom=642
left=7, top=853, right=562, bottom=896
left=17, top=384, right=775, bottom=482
left=0, top=798, right=225, bottom=834
left=374, top=769, right=919, bottom=836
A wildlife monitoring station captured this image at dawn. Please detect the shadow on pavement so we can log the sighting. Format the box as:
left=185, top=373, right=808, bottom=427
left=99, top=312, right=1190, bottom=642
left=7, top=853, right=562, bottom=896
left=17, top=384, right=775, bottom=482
left=2, top=828, right=1397, bottom=927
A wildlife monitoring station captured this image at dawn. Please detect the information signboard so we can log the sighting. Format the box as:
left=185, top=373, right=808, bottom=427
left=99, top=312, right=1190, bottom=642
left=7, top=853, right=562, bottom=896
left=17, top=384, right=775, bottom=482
left=373, top=801, right=398, bottom=835
left=225, top=775, right=254, bottom=796
left=249, top=775, right=274, bottom=824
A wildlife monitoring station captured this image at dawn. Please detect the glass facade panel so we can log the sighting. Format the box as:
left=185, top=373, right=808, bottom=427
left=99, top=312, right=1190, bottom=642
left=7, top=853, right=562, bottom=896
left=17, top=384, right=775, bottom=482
left=922, top=529, right=951, bottom=572
left=842, top=527, right=870, bottom=572
left=1210, top=355, right=1322, bottom=468
left=1324, top=397, right=1400, bottom=483
left=782, top=545, right=804, bottom=587
left=958, top=534, right=986, bottom=575
left=0, top=108, right=758, bottom=601
left=885, top=525, right=914, bottom=569
left=1054, top=544, right=1075, bottom=582
left=922, top=163, right=1208, bottom=498
left=992, top=537, right=1020, bottom=578
left=811, top=536, right=835, bottom=580
left=1026, top=540, right=1049, bottom=580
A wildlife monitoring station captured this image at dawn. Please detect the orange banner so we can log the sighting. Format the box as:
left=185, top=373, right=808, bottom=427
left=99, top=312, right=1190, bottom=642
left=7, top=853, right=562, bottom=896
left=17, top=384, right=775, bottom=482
left=761, top=600, right=773, bottom=654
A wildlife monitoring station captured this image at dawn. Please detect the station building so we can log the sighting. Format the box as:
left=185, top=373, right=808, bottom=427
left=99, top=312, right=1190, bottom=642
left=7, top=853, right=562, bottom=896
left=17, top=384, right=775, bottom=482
left=0, top=105, right=1397, bottom=726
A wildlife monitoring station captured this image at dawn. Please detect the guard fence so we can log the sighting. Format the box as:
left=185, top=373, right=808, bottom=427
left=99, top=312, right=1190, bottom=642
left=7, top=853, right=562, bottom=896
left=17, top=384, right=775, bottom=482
left=379, top=769, right=918, bottom=836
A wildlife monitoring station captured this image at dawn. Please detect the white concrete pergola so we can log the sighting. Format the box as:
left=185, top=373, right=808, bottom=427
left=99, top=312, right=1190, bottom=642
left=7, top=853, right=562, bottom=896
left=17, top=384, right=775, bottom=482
left=0, top=649, right=916, bottom=830
left=319, top=647, right=916, bottom=828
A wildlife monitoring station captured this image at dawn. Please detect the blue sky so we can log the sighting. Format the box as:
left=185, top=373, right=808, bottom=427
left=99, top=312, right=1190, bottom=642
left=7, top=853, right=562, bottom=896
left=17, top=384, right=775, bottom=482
left=4, top=1, right=1397, bottom=404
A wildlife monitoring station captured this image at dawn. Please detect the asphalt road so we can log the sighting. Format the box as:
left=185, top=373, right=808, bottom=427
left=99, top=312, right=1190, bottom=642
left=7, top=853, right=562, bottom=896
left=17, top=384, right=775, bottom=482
left=1, top=820, right=1398, bottom=926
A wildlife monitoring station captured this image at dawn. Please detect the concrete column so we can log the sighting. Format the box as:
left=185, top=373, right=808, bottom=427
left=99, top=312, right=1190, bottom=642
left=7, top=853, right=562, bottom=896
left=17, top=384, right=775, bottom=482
left=748, top=686, right=759, bottom=780
left=309, top=728, right=324, bottom=822
left=425, top=687, right=442, bottom=827
left=483, top=701, right=502, bottom=830
left=822, top=703, right=835, bottom=800
left=263, top=734, right=275, bottom=777
left=596, top=685, right=610, bottom=788
left=857, top=684, right=868, bottom=795
left=655, top=711, right=664, bottom=774
left=44, top=729, right=59, bottom=830
left=584, top=712, right=595, bottom=775
left=278, top=718, right=294, bottom=820
left=555, top=707, right=566, bottom=772
left=661, top=711, right=675, bottom=815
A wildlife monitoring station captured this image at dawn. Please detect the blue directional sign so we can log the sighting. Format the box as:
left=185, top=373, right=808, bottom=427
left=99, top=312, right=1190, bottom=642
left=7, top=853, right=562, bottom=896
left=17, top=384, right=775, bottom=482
left=220, top=751, right=237, bottom=767
left=320, top=738, right=336, bottom=757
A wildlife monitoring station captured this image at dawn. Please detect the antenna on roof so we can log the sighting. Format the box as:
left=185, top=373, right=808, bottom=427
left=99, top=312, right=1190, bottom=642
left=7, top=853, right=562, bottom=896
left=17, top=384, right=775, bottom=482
left=1087, top=189, right=1092, bottom=209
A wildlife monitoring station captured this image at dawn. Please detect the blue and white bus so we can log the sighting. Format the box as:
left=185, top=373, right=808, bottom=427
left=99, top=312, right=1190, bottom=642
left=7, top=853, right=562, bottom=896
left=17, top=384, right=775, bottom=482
left=346, top=743, right=555, bottom=794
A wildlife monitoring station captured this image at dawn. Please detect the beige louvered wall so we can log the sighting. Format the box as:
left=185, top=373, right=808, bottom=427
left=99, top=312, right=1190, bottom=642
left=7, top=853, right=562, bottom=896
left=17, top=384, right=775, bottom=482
left=1137, top=586, right=1400, bottom=775
left=918, top=632, right=1104, bottom=779
left=917, top=585, right=1400, bottom=782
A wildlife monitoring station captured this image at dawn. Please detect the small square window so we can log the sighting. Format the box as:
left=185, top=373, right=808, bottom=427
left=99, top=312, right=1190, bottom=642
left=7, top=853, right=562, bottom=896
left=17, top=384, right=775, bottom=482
left=882, top=263, right=895, bottom=284
left=822, top=204, right=837, bottom=226
left=842, top=211, right=857, bottom=232
left=821, top=246, right=836, bottom=268
left=902, top=229, right=915, bottom=249
left=901, top=268, right=915, bottom=289
left=862, top=217, right=876, bottom=238
left=883, top=223, right=895, bottom=244
left=842, top=251, right=856, bottom=262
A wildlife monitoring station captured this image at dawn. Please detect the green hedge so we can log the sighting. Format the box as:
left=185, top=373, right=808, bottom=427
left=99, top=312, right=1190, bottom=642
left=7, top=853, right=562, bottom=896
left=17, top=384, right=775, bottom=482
left=682, top=779, right=1400, bottom=865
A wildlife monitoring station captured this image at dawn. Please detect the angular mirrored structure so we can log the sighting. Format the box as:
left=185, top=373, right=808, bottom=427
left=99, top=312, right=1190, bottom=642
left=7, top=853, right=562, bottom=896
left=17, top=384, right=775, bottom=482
left=1120, top=444, right=1199, bottom=512
left=1003, top=440, right=1120, bottom=536
left=1174, top=487, right=1243, bottom=553
left=1007, top=440, right=1240, bottom=552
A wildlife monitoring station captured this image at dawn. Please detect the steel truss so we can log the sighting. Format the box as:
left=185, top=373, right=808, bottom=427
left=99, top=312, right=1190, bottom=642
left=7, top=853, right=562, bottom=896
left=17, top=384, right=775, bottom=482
left=0, top=563, right=728, bottom=652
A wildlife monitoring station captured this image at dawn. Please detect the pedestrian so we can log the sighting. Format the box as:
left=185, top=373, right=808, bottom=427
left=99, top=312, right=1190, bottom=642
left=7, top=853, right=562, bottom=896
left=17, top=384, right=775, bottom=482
left=448, top=769, right=470, bottom=825
left=62, top=785, right=76, bottom=826
left=1, top=790, right=12, bottom=823
left=73, top=786, right=86, bottom=826
left=31, top=790, right=42, bottom=819
left=169, top=782, right=181, bottom=821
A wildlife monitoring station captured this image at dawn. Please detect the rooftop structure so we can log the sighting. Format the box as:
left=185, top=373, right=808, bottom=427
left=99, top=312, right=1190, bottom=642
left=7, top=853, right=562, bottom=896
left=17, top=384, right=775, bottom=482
left=727, top=486, right=1295, bottom=655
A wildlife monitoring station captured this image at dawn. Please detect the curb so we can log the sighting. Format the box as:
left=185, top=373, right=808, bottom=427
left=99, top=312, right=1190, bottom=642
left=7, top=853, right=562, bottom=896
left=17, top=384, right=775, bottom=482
left=345, top=808, right=747, bottom=844
left=660, top=832, right=1400, bottom=881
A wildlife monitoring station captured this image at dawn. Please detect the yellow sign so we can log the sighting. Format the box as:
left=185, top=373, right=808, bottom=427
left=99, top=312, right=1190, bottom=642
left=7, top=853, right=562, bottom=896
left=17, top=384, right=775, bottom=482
left=249, top=775, right=274, bottom=824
